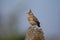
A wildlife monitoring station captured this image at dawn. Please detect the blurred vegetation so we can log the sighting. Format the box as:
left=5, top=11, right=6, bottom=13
left=0, top=13, right=25, bottom=40
left=0, top=35, right=25, bottom=40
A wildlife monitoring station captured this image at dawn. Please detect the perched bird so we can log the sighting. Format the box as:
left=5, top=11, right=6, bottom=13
left=27, top=10, right=40, bottom=27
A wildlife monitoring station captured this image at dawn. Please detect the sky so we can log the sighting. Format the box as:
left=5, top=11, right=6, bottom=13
left=1, top=0, right=60, bottom=37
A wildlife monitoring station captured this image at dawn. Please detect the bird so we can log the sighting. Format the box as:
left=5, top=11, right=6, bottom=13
left=27, top=9, right=40, bottom=27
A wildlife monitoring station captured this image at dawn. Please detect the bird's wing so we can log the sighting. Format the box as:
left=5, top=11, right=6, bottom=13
left=33, top=16, right=40, bottom=24
left=33, top=16, right=39, bottom=21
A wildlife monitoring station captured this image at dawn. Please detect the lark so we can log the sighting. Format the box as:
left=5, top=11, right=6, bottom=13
left=27, top=10, right=40, bottom=27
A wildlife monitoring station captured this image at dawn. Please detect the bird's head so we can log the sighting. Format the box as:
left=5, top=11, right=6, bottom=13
left=27, top=9, right=34, bottom=17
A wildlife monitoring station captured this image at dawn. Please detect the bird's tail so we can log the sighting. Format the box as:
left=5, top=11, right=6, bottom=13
left=36, top=21, right=40, bottom=27
left=37, top=24, right=40, bottom=27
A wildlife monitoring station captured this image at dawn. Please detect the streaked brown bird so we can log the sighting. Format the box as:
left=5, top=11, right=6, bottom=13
left=27, top=10, right=40, bottom=27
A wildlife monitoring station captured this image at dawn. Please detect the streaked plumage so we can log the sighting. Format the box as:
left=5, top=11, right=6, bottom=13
left=27, top=10, right=40, bottom=27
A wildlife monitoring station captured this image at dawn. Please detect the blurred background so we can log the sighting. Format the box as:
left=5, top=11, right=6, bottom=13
left=0, top=0, right=60, bottom=40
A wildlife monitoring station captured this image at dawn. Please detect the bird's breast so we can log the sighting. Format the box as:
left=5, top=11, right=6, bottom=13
left=29, top=18, right=34, bottom=21
left=28, top=17, right=37, bottom=24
